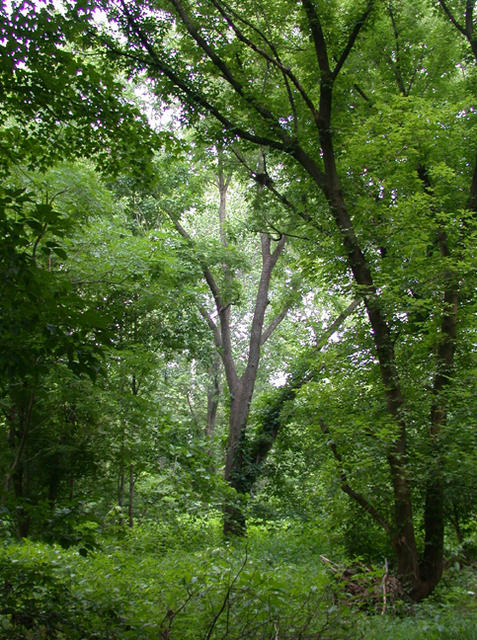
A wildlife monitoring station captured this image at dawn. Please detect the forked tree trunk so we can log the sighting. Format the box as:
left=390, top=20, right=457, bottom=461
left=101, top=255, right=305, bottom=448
left=221, top=233, right=286, bottom=536
left=172, top=152, right=288, bottom=537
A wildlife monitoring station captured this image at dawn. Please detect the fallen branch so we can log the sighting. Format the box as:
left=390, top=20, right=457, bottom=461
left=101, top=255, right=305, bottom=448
left=320, top=556, right=403, bottom=612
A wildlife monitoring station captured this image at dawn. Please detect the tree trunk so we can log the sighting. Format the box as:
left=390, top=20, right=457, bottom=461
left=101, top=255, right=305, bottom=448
left=128, top=466, right=135, bottom=527
left=12, top=465, right=30, bottom=538
left=69, top=474, right=75, bottom=503
left=221, top=233, right=286, bottom=536
left=298, top=5, right=453, bottom=598
left=206, top=355, right=221, bottom=439
left=2, top=393, right=34, bottom=502
left=172, top=155, right=287, bottom=537
left=118, top=432, right=126, bottom=526
left=223, top=380, right=255, bottom=536
left=47, top=455, right=61, bottom=510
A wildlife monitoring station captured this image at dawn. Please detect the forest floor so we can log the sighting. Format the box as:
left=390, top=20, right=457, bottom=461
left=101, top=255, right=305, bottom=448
left=1, top=517, right=477, bottom=639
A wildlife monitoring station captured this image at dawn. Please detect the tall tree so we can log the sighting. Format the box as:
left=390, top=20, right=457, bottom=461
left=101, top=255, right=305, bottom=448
left=86, top=0, right=477, bottom=598
left=150, top=144, right=294, bottom=534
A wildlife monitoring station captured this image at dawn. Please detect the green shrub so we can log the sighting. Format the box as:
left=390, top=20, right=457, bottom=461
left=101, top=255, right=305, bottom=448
left=2, top=524, right=476, bottom=640
left=0, top=542, right=129, bottom=639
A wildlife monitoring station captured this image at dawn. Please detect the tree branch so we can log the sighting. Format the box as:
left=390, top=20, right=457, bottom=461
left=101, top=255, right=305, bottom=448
left=270, top=233, right=286, bottom=263
left=241, top=233, right=286, bottom=385
left=168, top=214, right=239, bottom=389
left=168, top=0, right=293, bottom=139
left=315, top=298, right=362, bottom=349
left=301, top=0, right=331, bottom=76
left=170, top=216, right=223, bottom=305
left=353, top=83, right=372, bottom=104
left=198, top=305, right=221, bottom=346
left=333, top=0, right=374, bottom=80
left=320, top=420, right=392, bottom=534
left=387, top=2, right=407, bottom=96
left=465, top=0, right=474, bottom=37
left=260, top=304, right=290, bottom=345
left=110, top=3, right=289, bottom=153
left=437, top=0, right=467, bottom=36
left=467, top=150, right=477, bottom=213
left=204, top=547, right=249, bottom=640
left=210, top=0, right=319, bottom=127
left=230, top=146, right=306, bottom=217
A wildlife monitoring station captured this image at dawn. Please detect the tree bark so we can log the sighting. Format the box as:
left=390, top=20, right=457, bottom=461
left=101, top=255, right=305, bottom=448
left=223, top=232, right=286, bottom=536
left=128, top=466, right=135, bottom=527
left=206, top=355, right=221, bottom=439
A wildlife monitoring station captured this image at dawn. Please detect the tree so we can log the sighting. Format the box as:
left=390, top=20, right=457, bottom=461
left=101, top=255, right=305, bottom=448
left=0, top=0, right=163, bottom=180
left=84, top=0, right=477, bottom=598
left=0, top=181, right=107, bottom=536
left=148, top=143, right=300, bottom=534
left=0, top=152, right=218, bottom=539
left=0, top=0, right=171, bottom=538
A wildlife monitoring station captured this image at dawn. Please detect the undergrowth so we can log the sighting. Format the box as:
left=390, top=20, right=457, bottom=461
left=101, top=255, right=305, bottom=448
left=1, top=519, right=476, bottom=639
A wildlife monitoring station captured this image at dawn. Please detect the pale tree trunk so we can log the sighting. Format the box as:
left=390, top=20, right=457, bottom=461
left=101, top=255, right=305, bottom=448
left=118, top=370, right=139, bottom=527
left=118, top=448, right=125, bottom=526
left=171, top=150, right=288, bottom=536
left=127, top=372, right=138, bottom=528
left=222, top=232, right=286, bottom=535
left=117, top=387, right=126, bottom=526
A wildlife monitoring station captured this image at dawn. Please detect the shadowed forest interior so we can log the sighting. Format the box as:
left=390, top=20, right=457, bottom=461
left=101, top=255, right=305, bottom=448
left=1, top=0, right=477, bottom=637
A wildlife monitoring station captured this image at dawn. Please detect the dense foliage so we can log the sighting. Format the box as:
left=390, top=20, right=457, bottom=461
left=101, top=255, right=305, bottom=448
left=1, top=0, right=477, bottom=637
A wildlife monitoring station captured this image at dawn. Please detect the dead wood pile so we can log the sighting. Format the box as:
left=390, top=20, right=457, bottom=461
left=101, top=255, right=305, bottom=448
left=320, top=555, right=404, bottom=614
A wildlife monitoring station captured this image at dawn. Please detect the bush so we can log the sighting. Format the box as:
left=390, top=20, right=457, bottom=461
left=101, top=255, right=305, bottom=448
left=2, top=524, right=476, bottom=639
left=0, top=541, right=129, bottom=639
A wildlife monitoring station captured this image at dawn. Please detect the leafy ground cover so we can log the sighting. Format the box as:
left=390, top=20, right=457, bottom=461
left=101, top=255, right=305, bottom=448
left=1, top=519, right=476, bottom=640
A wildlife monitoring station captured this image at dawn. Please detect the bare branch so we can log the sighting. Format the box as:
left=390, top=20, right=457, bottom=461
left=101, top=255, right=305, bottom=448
left=198, top=305, right=221, bottom=346
left=185, top=389, right=200, bottom=430
left=316, top=298, right=362, bottom=349
left=353, top=83, right=372, bottom=104
left=204, top=547, right=249, bottom=640
left=31, top=222, right=48, bottom=261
